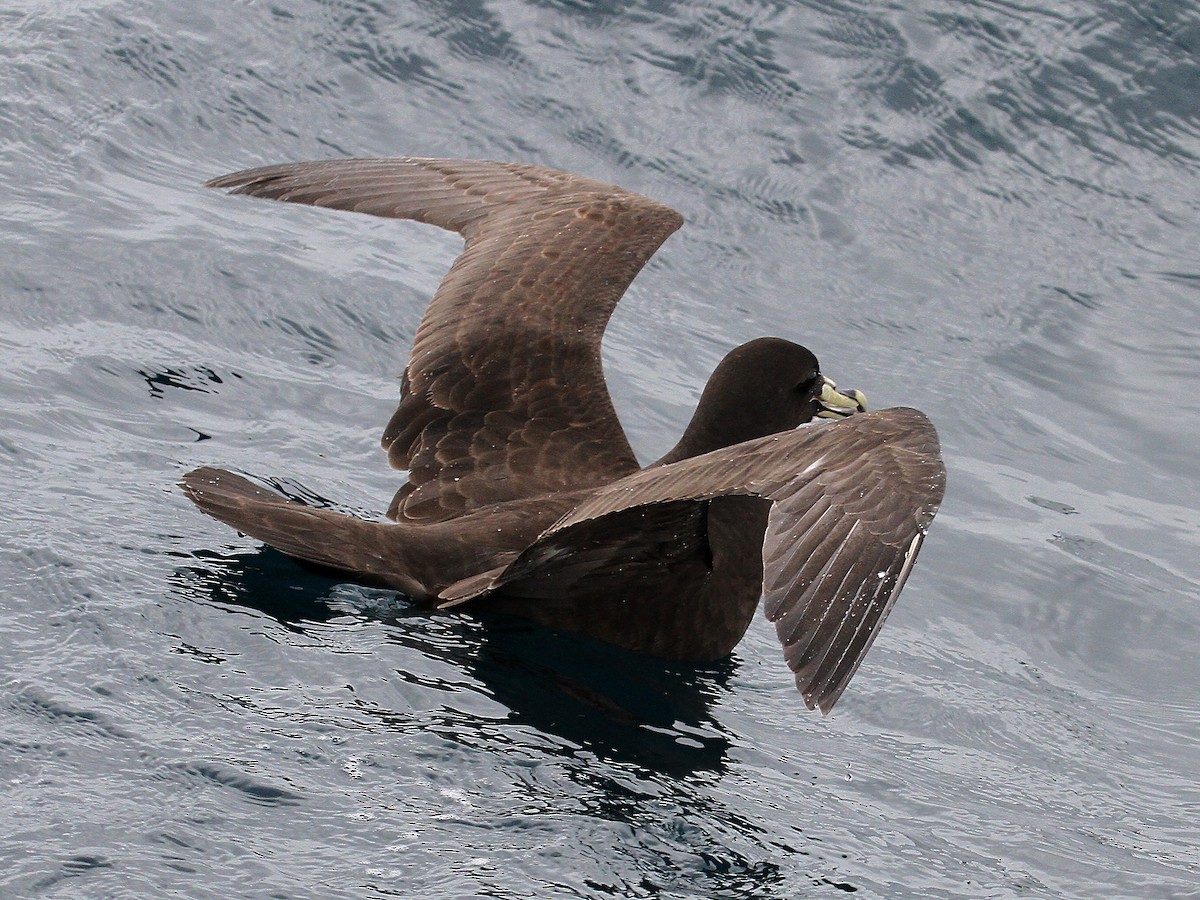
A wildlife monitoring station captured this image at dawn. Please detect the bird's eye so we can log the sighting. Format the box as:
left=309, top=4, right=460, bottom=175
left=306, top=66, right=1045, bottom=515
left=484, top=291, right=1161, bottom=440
left=796, top=374, right=821, bottom=395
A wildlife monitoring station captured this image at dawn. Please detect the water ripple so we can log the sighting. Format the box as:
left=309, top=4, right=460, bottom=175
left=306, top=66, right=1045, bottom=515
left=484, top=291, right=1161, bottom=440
left=2, top=0, right=1199, bottom=895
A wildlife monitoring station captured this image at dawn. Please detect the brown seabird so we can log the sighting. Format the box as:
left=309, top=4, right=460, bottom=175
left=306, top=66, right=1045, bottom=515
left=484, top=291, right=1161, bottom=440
left=182, top=158, right=945, bottom=713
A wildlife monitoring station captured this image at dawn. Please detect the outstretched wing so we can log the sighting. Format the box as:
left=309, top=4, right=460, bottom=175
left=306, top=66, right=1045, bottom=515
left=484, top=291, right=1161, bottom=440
left=207, top=158, right=684, bottom=523
left=757, top=412, right=944, bottom=713
left=440, top=409, right=946, bottom=713
left=180, top=466, right=429, bottom=597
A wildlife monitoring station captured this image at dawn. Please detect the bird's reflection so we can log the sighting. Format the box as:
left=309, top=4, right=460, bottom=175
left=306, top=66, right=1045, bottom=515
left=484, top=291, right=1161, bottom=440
left=176, top=546, right=735, bottom=775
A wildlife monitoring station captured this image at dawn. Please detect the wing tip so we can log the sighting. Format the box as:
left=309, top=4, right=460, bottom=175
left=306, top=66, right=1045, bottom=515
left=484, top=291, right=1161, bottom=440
left=436, top=564, right=509, bottom=608
left=204, top=169, right=262, bottom=191
left=179, top=464, right=227, bottom=499
left=801, top=680, right=846, bottom=716
left=179, top=466, right=286, bottom=528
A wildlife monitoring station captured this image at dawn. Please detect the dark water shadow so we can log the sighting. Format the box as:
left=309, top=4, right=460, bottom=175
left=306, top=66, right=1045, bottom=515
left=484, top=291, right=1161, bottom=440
left=173, top=546, right=736, bottom=776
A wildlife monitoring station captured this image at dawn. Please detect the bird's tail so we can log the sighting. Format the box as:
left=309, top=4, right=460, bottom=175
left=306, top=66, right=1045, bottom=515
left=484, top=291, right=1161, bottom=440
left=180, top=467, right=427, bottom=597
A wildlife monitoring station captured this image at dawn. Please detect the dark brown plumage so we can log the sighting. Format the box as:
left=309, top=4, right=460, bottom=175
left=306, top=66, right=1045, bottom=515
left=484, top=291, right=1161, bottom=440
left=182, top=157, right=945, bottom=713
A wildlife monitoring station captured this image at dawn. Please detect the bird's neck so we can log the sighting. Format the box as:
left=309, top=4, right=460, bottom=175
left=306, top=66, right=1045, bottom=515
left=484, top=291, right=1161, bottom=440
left=652, top=415, right=731, bottom=467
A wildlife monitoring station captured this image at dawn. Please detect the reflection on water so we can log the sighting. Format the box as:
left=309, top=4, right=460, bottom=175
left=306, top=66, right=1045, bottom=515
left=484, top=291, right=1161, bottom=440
left=177, top=549, right=735, bottom=776
left=2, top=0, right=1198, bottom=895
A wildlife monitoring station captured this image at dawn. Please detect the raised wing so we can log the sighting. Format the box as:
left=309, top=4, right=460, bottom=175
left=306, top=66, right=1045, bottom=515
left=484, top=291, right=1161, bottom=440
left=207, top=158, right=684, bottom=523
left=757, top=411, right=944, bottom=713
left=439, top=409, right=945, bottom=713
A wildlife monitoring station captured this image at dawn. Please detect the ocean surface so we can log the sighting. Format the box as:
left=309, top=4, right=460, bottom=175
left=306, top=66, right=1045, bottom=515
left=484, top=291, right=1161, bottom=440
left=2, top=1, right=1198, bottom=896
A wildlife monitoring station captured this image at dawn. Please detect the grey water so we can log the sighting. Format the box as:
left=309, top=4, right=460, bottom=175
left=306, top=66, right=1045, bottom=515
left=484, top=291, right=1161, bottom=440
left=2, top=0, right=1198, bottom=896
